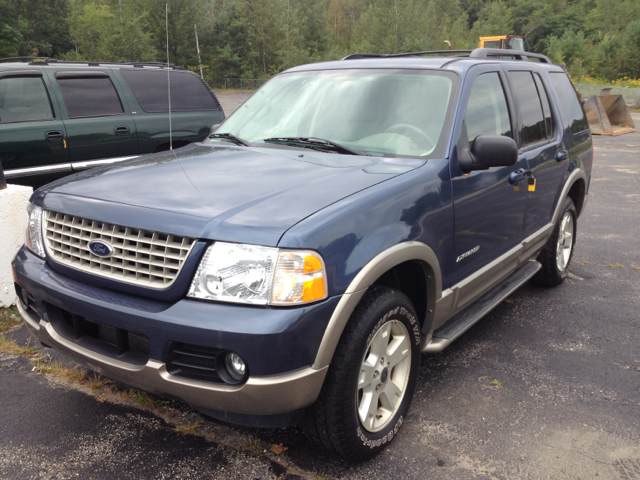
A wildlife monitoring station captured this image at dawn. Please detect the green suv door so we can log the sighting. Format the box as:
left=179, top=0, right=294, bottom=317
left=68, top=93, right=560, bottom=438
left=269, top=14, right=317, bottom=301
left=46, top=69, right=139, bottom=172
left=0, top=69, right=71, bottom=187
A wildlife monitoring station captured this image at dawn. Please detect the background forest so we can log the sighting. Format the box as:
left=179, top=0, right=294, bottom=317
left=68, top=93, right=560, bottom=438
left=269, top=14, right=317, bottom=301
left=1, top=0, right=639, bottom=84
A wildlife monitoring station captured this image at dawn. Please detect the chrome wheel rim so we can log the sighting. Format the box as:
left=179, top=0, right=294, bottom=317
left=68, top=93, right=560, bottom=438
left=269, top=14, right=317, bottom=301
left=357, top=320, right=411, bottom=433
left=556, top=212, right=574, bottom=271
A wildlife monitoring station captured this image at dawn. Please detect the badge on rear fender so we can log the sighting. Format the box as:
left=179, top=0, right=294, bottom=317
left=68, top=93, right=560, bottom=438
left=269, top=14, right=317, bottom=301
left=88, top=240, right=114, bottom=257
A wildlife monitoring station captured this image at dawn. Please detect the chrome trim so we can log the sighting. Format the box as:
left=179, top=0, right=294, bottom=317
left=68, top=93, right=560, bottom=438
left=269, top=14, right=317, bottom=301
left=19, top=303, right=327, bottom=415
left=4, top=163, right=72, bottom=178
left=43, top=210, right=196, bottom=289
left=313, top=242, right=442, bottom=369
left=72, top=156, right=138, bottom=170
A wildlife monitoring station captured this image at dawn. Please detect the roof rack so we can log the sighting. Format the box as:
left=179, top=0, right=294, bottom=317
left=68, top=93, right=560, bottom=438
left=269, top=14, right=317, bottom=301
left=342, top=48, right=552, bottom=64
left=470, top=48, right=551, bottom=63
left=343, top=50, right=472, bottom=60
left=0, top=56, right=52, bottom=63
left=0, top=57, right=185, bottom=69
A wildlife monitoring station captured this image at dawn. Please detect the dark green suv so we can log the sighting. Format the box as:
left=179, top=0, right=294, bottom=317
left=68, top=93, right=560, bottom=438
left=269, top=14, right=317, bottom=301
left=0, top=58, right=225, bottom=188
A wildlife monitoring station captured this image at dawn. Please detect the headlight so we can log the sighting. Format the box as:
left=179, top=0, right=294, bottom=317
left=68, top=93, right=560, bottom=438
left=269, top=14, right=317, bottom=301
left=25, top=203, right=45, bottom=258
left=187, top=242, right=327, bottom=306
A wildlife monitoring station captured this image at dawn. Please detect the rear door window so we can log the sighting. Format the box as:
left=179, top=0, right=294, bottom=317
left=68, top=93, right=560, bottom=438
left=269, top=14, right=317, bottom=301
left=121, top=70, right=221, bottom=113
left=464, top=72, right=512, bottom=145
left=0, top=76, right=53, bottom=123
left=508, top=71, right=547, bottom=148
left=56, top=75, right=124, bottom=118
left=533, top=73, right=554, bottom=139
left=548, top=72, right=589, bottom=134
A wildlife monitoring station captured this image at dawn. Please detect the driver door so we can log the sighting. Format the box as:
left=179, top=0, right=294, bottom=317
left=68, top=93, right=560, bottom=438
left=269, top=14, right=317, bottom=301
left=449, top=65, right=529, bottom=294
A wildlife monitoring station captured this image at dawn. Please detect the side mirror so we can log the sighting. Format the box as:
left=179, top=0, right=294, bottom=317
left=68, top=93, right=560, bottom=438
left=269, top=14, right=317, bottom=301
left=458, top=135, right=518, bottom=171
left=210, top=123, right=221, bottom=134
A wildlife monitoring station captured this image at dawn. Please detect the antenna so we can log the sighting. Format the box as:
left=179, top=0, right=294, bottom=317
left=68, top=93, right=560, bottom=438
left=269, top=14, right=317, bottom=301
left=166, top=4, right=173, bottom=151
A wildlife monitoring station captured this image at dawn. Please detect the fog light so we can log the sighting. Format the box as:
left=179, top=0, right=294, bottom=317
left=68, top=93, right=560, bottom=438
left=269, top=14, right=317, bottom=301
left=225, top=352, right=246, bottom=381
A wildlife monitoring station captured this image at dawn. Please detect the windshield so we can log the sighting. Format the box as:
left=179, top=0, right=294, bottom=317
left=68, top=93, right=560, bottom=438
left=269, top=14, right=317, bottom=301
left=214, top=69, right=456, bottom=157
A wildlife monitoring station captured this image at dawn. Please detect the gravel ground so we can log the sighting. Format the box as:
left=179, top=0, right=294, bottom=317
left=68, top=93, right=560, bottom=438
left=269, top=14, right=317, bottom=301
left=214, top=90, right=254, bottom=117
left=1, top=114, right=639, bottom=480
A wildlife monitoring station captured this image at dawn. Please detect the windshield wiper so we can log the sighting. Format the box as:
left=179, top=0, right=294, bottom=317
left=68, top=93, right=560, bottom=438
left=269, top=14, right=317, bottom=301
left=263, top=137, right=369, bottom=156
left=209, top=132, right=251, bottom=146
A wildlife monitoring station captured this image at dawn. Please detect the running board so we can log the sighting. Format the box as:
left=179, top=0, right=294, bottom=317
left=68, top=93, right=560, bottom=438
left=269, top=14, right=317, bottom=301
left=422, top=260, right=541, bottom=353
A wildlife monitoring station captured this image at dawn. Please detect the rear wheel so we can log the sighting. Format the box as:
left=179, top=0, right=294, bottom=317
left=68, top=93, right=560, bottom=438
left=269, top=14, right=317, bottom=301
left=303, top=286, right=421, bottom=460
left=533, top=197, right=577, bottom=286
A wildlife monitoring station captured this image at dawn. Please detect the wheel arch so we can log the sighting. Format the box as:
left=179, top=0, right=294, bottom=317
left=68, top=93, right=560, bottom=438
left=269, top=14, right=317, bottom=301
left=553, top=168, right=588, bottom=224
left=312, top=242, right=442, bottom=369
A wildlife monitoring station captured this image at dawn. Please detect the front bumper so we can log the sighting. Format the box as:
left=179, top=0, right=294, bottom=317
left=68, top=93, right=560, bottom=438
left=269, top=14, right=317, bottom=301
left=13, top=247, right=336, bottom=421
left=18, top=302, right=327, bottom=417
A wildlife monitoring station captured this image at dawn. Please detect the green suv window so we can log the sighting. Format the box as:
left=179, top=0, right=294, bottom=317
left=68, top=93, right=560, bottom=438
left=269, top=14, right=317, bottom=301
left=0, top=76, right=54, bottom=124
left=57, top=75, right=124, bottom=118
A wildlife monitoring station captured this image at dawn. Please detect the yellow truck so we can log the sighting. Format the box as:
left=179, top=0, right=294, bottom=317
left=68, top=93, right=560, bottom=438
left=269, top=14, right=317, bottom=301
left=478, top=35, right=525, bottom=50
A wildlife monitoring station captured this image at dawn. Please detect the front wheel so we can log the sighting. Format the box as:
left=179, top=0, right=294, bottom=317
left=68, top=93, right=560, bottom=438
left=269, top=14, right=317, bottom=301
left=303, top=286, right=421, bottom=460
left=533, top=196, right=577, bottom=286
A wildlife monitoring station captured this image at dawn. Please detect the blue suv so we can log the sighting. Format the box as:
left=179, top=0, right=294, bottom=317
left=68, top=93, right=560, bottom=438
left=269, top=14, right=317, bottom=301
left=12, top=48, right=592, bottom=459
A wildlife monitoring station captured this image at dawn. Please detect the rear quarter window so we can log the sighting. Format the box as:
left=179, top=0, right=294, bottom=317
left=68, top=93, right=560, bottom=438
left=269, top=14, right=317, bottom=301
left=121, top=70, right=221, bottom=113
left=548, top=72, right=589, bottom=134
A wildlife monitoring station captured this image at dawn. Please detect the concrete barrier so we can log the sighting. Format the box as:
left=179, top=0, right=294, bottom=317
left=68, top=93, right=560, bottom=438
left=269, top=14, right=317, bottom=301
left=1, top=184, right=33, bottom=307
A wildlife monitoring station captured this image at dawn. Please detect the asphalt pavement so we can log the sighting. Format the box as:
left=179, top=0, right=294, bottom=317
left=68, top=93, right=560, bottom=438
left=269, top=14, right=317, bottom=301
left=0, top=110, right=638, bottom=480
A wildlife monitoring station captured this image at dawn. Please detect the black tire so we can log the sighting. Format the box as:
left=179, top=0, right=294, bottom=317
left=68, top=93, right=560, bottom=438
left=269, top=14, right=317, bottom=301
left=533, top=196, right=577, bottom=286
left=302, top=286, right=421, bottom=460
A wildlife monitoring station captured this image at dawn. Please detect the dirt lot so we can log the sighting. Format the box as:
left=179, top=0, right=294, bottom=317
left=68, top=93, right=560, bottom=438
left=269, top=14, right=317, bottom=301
left=1, top=114, right=639, bottom=480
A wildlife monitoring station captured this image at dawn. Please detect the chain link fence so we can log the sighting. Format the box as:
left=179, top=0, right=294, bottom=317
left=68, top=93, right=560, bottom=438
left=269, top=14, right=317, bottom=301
left=574, top=84, right=640, bottom=106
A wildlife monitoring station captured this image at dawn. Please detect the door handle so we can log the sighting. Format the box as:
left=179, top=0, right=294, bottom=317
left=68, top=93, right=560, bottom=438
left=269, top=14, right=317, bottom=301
left=114, top=126, right=130, bottom=136
left=555, top=150, right=569, bottom=162
left=509, top=168, right=527, bottom=185
left=45, top=130, right=64, bottom=141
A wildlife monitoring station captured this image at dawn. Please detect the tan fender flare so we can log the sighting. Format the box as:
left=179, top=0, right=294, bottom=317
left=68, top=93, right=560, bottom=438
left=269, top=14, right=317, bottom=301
left=312, top=241, right=442, bottom=369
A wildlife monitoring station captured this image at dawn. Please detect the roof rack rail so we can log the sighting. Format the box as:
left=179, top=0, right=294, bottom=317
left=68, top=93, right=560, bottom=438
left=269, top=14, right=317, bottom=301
left=469, top=48, right=551, bottom=63
left=343, top=50, right=472, bottom=60
left=0, top=56, right=53, bottom=63
left=342, top=48, right=553, bottom=64
left=0, top=57, right=184, bottom=69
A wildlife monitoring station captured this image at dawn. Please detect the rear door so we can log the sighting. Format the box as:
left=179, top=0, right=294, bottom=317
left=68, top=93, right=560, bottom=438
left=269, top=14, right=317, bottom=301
left=0, top=69, right=71, bottom=187
left=47, top=70, right=139, bottom=172
left=505, top=68, right=565, bottom=235
left=117, top=69, right=224, bottom=153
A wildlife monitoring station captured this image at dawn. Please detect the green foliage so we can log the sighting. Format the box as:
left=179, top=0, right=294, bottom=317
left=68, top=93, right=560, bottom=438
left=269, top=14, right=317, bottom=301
left=0, top=0, right=638, bottom=82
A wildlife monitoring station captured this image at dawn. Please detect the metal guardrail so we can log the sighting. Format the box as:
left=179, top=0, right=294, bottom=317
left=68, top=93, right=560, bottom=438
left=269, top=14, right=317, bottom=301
left=206, top=78, right=268, bottom=90
left=575, top=84, right=640, bottom=106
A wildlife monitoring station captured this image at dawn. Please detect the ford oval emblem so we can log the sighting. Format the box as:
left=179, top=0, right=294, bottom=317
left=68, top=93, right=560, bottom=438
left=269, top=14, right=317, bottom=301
left=88, top=240, right=114, bottom=257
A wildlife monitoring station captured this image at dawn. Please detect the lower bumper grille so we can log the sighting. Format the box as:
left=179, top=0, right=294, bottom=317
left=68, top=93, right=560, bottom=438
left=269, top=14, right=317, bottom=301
left=167, top=342, right=223, bottom=383
left=46, top=304, right=150, bottom=365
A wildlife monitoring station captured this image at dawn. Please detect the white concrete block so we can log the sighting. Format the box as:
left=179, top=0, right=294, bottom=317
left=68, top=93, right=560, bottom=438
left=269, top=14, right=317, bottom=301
left=0, top=184, right=33, bottom=307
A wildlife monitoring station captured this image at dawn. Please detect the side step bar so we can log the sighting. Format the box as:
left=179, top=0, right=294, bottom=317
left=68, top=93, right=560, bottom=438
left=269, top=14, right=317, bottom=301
left=422, top=260, right=541, bottom=353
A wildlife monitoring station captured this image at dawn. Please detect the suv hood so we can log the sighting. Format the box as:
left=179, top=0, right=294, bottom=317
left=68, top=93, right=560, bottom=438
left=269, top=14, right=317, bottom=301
left=38, top=144, right=424, bottom=246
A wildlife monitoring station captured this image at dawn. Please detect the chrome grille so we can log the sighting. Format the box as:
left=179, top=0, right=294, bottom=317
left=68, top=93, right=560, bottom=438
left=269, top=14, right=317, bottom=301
left=43, top=210, right=196, bottom=288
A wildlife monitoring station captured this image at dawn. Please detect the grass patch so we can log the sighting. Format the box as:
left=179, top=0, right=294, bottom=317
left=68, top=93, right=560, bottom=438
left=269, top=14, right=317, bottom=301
left=0, top=335, right=39, bottom=357
left=85, top=373, right=114, bottom=392
left=0, top=308, right=22, bottom=333
left=123, top=389, right=166, bottom=410
left=245, top=435, right=265, bottom=455
left=30, top=356, right=87, bottom=383
left=174, top=420, right=203, bottom=436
